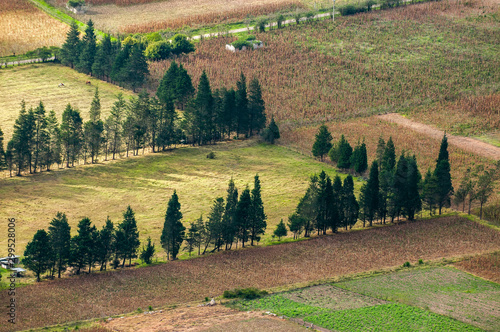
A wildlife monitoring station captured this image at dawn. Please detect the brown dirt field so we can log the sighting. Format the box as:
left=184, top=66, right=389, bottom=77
left=101, top=305, right=307, bottom=331
left=379, top=113, right=500, bottom=161
left=0, top=0, right=69, bottom=57
left=1, top=216, right=499, bottom=331
left=282, top=284, right=387, bottom=310
left=455, top=252, right=500, bottom=284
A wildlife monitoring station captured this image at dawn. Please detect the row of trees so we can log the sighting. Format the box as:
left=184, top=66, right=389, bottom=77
left=23, top=207, right=144, bottom=282
left=23, top=175, right=266, bottom=281
left=162, top=175, right=267, bottom=260
left=0, top=67, right=268, bottom=176
left=59, top=20, right=195, bottom=91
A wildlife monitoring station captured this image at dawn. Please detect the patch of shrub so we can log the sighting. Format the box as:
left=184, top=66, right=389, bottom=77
left=231, top=39, right=250, bottom=50
left=144, top=41, right=172, bottom=61
left=206, top=151, right=216, bottom=159
left=403, top=261, right=411, bottom=268
left=67, top=0, right=85, bottom=8
left=245, top=34, right=256, bottom=41
left=418, top=259, right=424, bottom=265
left=223, top=287, right=268, bottom=299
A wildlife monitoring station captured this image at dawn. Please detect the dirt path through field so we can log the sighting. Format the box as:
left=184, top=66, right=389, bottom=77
left=379, top=113, right=500, bottom=161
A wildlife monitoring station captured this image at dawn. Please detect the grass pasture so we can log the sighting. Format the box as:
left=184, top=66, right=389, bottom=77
left=337, top=267, right=500, bottom=331
left=0, top=0, right=69, bottom=57
left=237, top=266, right=500, bottom=331
left=0, top=216, right=498, bottom=331
left=0, top=141, right=354, bottom=256
left=0, top=63, right=134, bottom=141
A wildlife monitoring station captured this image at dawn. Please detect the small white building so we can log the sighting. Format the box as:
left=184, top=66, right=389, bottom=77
left=0, top=256, right=20, bottom=269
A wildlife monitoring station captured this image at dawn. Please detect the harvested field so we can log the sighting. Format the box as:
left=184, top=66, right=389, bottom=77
left=379, top=113, right=500, bottom=161
left=56, top=0, right=310, bottom=34
left=0, top=63, right=134, bottom=141
left=101, top=305, right=307, bottom=332
left=0, top=0, right=69, bottom=57
left=1, top=216, right=499, bottom=331
left=337, top=267, right=500, bottom=331
left=455, top=252, right=500, bottom=284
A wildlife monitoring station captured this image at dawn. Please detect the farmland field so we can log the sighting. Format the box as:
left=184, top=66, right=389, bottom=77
left=237, top=266, right=499, bottom=331
left=336, top=267, right=500, bottom=331
left=0, top=0, right=69, bottom=57
left=0, top=216, right=498, bottom=331
left=455, top=252, right=500, bottom=284
left=0, top=140, right=355, bottom=255
left=49, top=0, right=314, bottom=33
left=0, top=63, right=134, bottom=141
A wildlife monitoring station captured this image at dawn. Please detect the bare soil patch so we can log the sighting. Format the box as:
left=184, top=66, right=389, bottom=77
left=379, top=113, right=500, bottom=161
left=455, top=252, right=500, bottom=284
left=283, top=284, right=387, bottom=310
left=1, top=216, right=499, bottom=331
left=101, top=305, right=306, bottom=331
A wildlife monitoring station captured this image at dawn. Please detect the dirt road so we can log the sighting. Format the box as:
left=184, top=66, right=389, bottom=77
left=379, top=113, right=500, bottom=161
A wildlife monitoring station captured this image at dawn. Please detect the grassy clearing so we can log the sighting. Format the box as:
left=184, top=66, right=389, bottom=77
left=238, top=294, right=483, bottom=331
left=0, top=0, right=69, bottom=57
left=337, top=267, right=500, bottom=331
left=0, top=216, right=498, bottom=331
left=0, top=140, right=354, bottom=256
left=0, top=63, right=134, bottom=141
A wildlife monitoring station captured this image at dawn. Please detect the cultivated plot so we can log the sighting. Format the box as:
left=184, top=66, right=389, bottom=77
left=0, top=0, right=69, bottom=57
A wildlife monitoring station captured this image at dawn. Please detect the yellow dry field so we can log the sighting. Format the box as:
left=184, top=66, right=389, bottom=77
left=0, top=0, right=69, bottom=57
left=65, top=0, right=332, bottom=33
left=0, top=63, right=134, bottom=141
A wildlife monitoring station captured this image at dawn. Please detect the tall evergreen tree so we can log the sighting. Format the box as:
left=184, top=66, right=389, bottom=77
left=205, top=197, right=225, bottom=252
left=382, top=137, right=396, bottom=171
left=312, top=125, right=332, bottom=161
left=262, top=116, right=280, bottom=144
left=48, top=212, right=71, bottom=278
left=107, top=93, right=126, bottom=159
left=116, top=206, right=140, bottom=266
left=296, top=175, right=319, bottom=237
left=422, top=168, right=439, bottom=215
left=96, top=217, right=114, bottom=271
left=161, top=191, right=185, bottom=260
left=434, top=134, right=453, bottom=214
left=77, top=20, right=97, bottom=74
left=126, top=43, right=149, bottom=92
left=235, top=186, right=252, bottom=247
left=157, top=61, right=179, bottom=105
left=32, top=101, right=48, bottom=173
left=84, top=87, right=104, bottom=163
left=23, top=229, right=53, bottom=282
left=363, top=160, right=380, bottom=226
left=176, top=63, right=194, bottom=110
left=250, top=175, right=267, bottom=245
left=195, top=71, right=214, bottom=144
left=44, top=110, right=62, bottom=171
left=91, top=34, right=115, bottom=80
left=140, top=237, right=156, bottom=264
left=375, top=136, right=386, bottom=171
left=61, top=21, right=81, bottom=68
left=405, top=155, right=422, bottom=220
left=273, top=219, right=287, bottom=240
left=111, top=44, right=131, bottom=84
left=0, top=127, right=6, bottom=171
left=342, top=175, right=359, bottom=230
left=235, top=72, right=248, bottom=137
left=351, top=140, right=368, bottom=174
left=222, top=178, right=238, bottom=249
left=247, top=77, right=266, bottom=136
left=10, top=101, right=33, bottom=175
left=60, top=104, right=83, bottom=167
left=70, top=217, right=96, bottom=275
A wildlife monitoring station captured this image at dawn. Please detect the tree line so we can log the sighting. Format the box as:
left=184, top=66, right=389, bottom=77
left=59, top=20, right=195, bottom=91
left=0, top=67, right=268, bottom=176
left=22, top=175, right=266, bottom=281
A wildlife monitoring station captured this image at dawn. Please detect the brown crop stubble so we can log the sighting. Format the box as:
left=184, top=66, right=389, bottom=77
left=455, top=252, right=500, bottom=283
left=1, top=216, right=499, bottom=331
left=0, top=0, right=69, bottom=57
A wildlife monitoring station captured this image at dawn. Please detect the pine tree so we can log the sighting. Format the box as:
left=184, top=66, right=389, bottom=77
left=273, top=219, right=287, bottom=240
left=382, top=137, right=396, bottom=171
left=393, top=152, right=409, bottom=220
left=111, top=44, right=131, bottom=84
left=176, top=63, right=195, bottom=110
left=85, top=87, right=104, bottom=163
left=287, top=213, right=305, bottom=239
left=364, top=160, right=380, bottom=226
left=222, top=178, right=238, bottom=249
left=6, top=141, right=14, bottom=177
left=262, top=116, right=280, bottom=144
left=157, top=61, right=179, bottom=105
left=222, top=88, right=236, bottom=139
left=434, top=134, right=453, bottom=214
left=32, top=101, right=48, bottom=173
left=10, top=101, right=33, bottom=175
left=235, top=72, right=248, bottom=138
left=96, top=217, right=114, bottom=271
left=206, top=197, right=225, bottom=252
left=161, top=191, right=185, bottom=260
left=375, top=136, right=386, bottom=171
left=92, top=34, right=114, bottom=80
left=236, top=186, right=252, bottom=247
left=77, top=20, right=97, bottom=74
left=60, top=104, right=83, bottom=167
left=247, top=77, right=266, bottom=136
left=61, top=21, right=80, bottom=68
left=126, top=43, right=149, bottom=92
left=476, top=163, right=500, bottom=219
left=140, top=237, right=156, bottom=264
left=422, top=168, right=439, bottom=215
left=342, top=175, right=359, bottom=230
left=48, top=212, right=71, bottom=278
left=351, top=140, right=368, bottom=174
left=296, top=175, right=319, bottom=237
left=250, top=175, right=267, bottom=245
left=108, top=93, right=126, bottom=159
left=70, top=217, right=96, bottom=275
left=116, top=206, right=140, bottom=266
left=44, top=111, right=62, bottom=171
left=184, top=221, right=200, bottom=256
left=195, top=71, right=214, bottom=144
left=312, top=125, right=332, bottom=161
left=405, top=155, right=422, bottom=220
left=24, top=229, right=53, bottom=282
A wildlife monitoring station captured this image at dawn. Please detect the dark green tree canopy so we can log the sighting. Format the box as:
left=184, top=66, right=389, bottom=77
left=312, top=124, right=332, bottom=161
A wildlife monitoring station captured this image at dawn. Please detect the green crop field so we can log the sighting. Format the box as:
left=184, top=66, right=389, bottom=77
left=237, top=266, right=499, bottom=331
left=0, top=63, right=134, bottom=141
left=0, top=140, right=357, bottom=256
